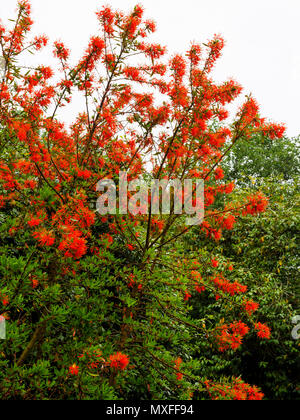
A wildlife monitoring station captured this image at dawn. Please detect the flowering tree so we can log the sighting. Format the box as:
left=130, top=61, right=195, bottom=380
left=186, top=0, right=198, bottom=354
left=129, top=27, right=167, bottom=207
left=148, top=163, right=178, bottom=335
left=0, top=1, right=286, bottom=400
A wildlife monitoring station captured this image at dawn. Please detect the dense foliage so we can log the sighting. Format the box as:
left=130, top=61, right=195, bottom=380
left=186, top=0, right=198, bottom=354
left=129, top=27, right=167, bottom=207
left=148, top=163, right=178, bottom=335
left=0, top=1, right=297, bottom=400
left=188, top=135, right=299, bottom=400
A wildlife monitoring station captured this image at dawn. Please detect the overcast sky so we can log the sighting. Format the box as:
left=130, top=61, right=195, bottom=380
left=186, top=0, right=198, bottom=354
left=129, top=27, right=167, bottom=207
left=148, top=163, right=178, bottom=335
left=1, top=0, right=300, bottom=137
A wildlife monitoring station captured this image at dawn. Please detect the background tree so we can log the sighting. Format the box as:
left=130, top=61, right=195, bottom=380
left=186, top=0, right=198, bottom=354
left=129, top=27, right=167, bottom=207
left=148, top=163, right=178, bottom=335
left=187, top=135, right=299, bottom=399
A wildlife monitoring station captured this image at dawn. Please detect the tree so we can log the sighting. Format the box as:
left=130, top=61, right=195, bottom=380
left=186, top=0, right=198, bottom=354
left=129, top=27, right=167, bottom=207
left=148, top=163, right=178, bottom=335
left=0, top=0, right=286, bottom=400
left=221, top=136, right=300, bottom=399
left=223, top=133, right=299, bottom=187
left=188, top=135, right=299, bottom=399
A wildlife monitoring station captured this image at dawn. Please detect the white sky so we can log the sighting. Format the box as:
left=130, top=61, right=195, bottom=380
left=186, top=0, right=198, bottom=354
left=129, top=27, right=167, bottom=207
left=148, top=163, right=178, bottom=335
left=1, top=0, right=300, bottom=137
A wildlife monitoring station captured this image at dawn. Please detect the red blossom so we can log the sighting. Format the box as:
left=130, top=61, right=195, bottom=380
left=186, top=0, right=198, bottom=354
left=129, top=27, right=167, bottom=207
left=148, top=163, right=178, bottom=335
left=97, top=6, right=115, bottom=35
left=215, top=167, right=224, bottom=180
left=243, top=300, right=259, bottom=316
left=69, top=364, right=80, bottom=376
left=33, top=230, right=55, bottom=247
left=222, top=214, right=236, bottom=230
left=58, top=231, right=87, bottom=259
left=109, top=352, right=130, bottom=370
left=53, top=41, right=70, bottom=61
left=211, top=258, right=219, bottom=268
left=255, top=322, right=271, bottom=339
left=34, top=35, right=48, bottom=50
left=28, top=217, right=42, bottom=227
left=1, top=294, right=9, bottom=306
left=216, top=321, right=250, bottom=352
left=184, top=291, right=192, bottom=301
left=205, top=379, right=264, bottom=400
left=244, top=193, right=269, bottom=215
left=174, top=357, right=183, bottom=381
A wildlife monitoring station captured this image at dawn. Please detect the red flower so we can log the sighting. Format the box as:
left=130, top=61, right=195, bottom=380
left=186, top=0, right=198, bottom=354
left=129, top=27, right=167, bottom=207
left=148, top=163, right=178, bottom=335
left=1, top=295, right=9, bottom=306
left=145, top=20, right=156, bottom=33
left=213, top=229, right=222, bottom=241
left=187, top=44, right=202, bottom=66
left=77, top=169, right=92, bottom=179
left=34, top=35, right=48, bottom=50
left=243, top=301, right=259, bottom=316
left=255, top=323, right=271, bottom=339
left=215, top=167, right=224, bottom=180
left=212, top=276, right=247, bottom=296
left=33, top=230, right=55, bottom=247
left=171, top=55, right=186, bottom=80
left=124, top=67, right=142, bottom=81
left=223, top=215, right=236, bottom=230
left=174, top=357, right=183, bottom=381
left=39, top=66, right=53, bottom=80
left=211, top=258, right=219, bottom=268
left=69, top=364, right=79, bottom=376
left=28, top=218, right=42, bottom=228
left=31, top=277, right=39, bottom=289
left=0, top=84, right=10, bottom=101
left=109, top=352, right=129, bottom=370
left=54, top=41, right=70, bottom=61
left=59, top=232, right=87, bottom=259
left=195, top=285, right=206, bottom=294
left=174, top=357, right=182, bottom=369
left=244, top=193, right=268, bottom=215
left=206, top=378, right=264, bottom=400
left=97, top=6, right=115, bottom=35
left=90, top=36, right=105, bottom=54
left=261, top=122, right=286, bottom=139
left=225, top=182, right=235, bottom=194
left=216, top=321, right=250, bottom=352
left=184, top=291, right=192, bottom=301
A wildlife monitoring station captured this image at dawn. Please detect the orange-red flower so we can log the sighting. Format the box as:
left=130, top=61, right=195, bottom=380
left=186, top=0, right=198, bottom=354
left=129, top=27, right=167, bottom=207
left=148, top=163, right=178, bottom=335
left=32, top=230, right=55, bottom=247
left=69, top=364, right=79, bottom=376
left=109, top=352, right=130, bottom=371
left=243, top=300, right=259, bottom=316
left=255, top=323, right=271, bottom=339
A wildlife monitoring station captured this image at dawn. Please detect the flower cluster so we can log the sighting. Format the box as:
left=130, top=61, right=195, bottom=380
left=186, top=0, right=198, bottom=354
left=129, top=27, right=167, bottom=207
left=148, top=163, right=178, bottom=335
left=212, top=276, right=247, bottom=297
left=69, top=363, right=80, bottom=376
left=205, top=379, right=264, bottom=400
left=174, top=357, right=183, bottom=381
left=243, top=300, right=260, bottom=316
left=216, top=321, right=250, bottom=352
left=109, top=352, right=130, bottom=371
left=255, top=322, right=271, bottom=339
